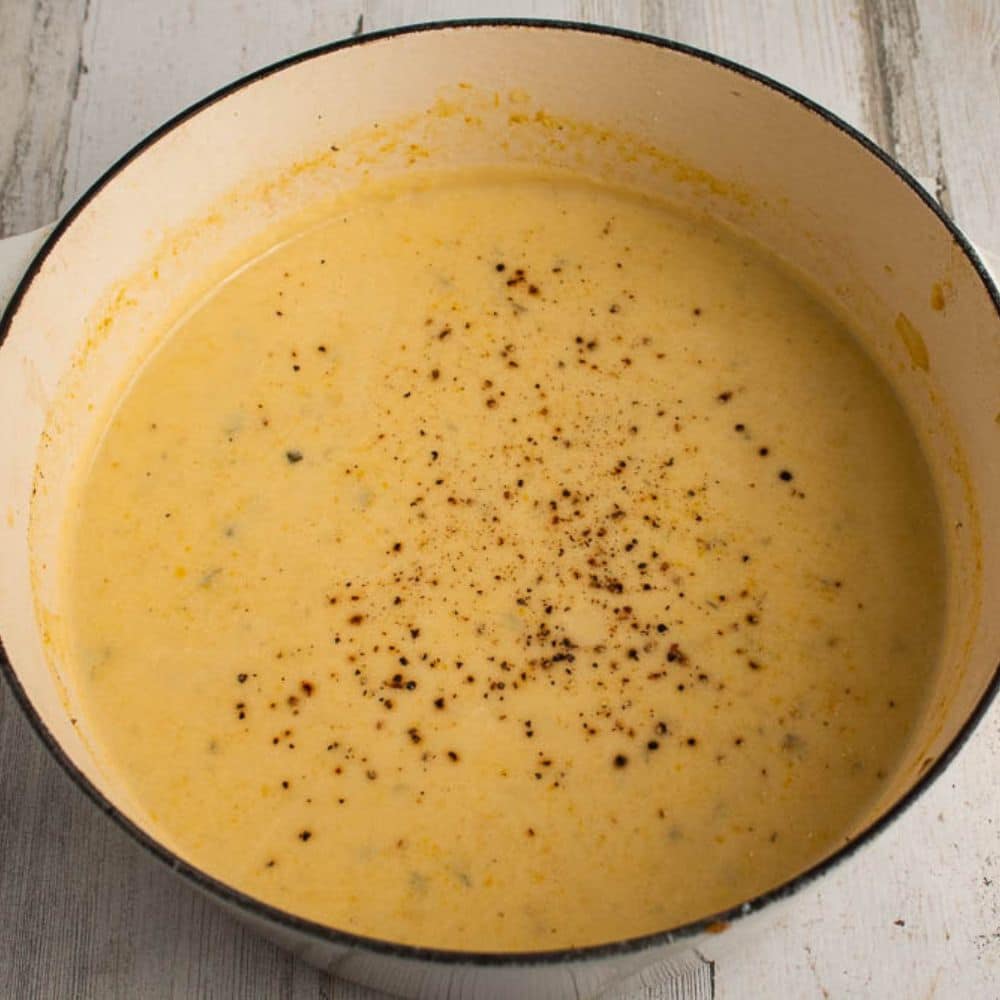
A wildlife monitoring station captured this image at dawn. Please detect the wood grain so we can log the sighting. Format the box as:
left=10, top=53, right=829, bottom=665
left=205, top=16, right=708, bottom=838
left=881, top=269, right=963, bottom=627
left=1, top=2, right=998, bottom=997
left=0, top=0, right=89, bottom=237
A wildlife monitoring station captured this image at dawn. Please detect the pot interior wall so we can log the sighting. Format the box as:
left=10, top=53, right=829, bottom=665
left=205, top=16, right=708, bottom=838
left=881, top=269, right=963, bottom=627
left=2, top=22, right=996, bottom=891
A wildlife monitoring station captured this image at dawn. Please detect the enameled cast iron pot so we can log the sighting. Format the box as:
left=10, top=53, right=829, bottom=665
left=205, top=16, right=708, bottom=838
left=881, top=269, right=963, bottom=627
left=1, top=21, right=997, bottom=1000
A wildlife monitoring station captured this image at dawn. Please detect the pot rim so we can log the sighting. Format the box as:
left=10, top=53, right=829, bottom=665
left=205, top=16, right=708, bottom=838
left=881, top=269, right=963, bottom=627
left=1, top=16, right=998, bottom=969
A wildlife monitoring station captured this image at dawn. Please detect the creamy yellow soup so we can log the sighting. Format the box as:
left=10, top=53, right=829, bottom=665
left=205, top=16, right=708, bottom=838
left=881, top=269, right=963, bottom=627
left=63, top=169, right=944, bottom=951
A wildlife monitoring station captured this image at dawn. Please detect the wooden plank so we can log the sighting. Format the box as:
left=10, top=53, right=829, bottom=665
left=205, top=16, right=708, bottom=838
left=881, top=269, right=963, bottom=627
left=0, top=0, right=89, bottom=237
left=858, top=0, right=955, bottom=212
left=915, top=0, right=1000, bottom=250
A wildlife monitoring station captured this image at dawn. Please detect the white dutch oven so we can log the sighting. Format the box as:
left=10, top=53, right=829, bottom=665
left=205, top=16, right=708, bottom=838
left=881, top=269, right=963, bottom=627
left=0, top=21, right=997, bottom=1000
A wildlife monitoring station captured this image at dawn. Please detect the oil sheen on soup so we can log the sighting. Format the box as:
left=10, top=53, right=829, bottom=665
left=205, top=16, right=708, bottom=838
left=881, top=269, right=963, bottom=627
left=62, top=169, right=945, bottom=951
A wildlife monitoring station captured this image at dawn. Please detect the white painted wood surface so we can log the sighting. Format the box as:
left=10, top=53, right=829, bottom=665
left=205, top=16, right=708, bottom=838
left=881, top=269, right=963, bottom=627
left=1, top=2, right=997, bottom=997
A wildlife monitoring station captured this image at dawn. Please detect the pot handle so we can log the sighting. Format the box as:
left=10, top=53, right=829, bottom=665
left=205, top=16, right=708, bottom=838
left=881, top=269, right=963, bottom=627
left=0, top=224, right=57, bottom=316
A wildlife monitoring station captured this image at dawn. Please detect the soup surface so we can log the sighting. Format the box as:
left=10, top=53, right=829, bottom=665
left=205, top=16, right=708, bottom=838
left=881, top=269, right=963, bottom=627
left=62, top=169, right=945, bottom=950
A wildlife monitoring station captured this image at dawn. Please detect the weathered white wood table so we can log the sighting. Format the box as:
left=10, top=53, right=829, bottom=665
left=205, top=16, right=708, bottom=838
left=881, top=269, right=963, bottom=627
left=1, top=2, right=997, bottom=997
